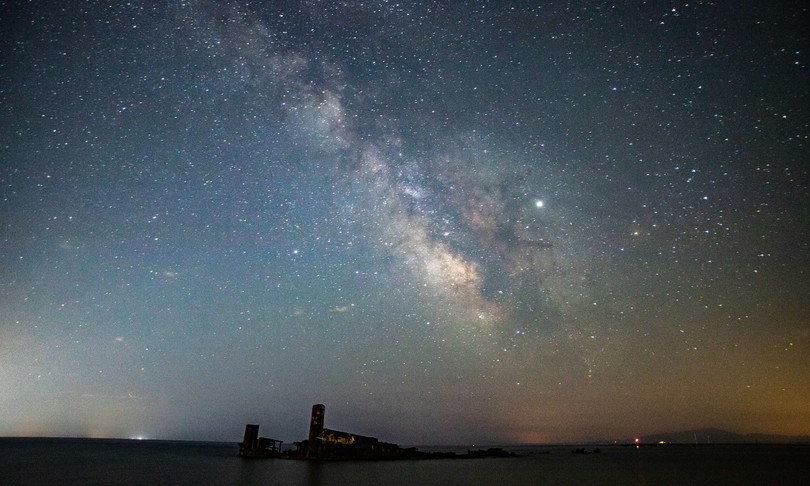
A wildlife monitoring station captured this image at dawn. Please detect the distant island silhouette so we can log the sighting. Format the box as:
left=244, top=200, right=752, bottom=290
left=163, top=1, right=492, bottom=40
left=616, top=428, right=810, bottom=445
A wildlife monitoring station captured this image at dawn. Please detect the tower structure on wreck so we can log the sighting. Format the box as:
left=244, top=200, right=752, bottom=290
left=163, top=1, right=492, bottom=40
left=306, top=404, right=326, bottom=458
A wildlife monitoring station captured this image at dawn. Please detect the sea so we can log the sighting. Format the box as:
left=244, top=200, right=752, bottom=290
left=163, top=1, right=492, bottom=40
left=1, top=438, right=808, bottom=485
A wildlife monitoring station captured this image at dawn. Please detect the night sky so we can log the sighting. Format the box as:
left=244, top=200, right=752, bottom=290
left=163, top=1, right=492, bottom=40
left=1, top=1, right=808, bottom=445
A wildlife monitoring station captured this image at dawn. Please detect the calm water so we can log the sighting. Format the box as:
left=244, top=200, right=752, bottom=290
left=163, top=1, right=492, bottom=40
left=1, top=438, right=808, bottom=485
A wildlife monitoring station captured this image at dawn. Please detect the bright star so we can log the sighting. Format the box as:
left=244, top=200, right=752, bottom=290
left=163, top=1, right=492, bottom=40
left=535, top=200, right=544, bottom=208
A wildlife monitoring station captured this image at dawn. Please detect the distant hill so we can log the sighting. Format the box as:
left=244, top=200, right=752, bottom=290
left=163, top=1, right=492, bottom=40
left=628, top=428, right=810, bottom=445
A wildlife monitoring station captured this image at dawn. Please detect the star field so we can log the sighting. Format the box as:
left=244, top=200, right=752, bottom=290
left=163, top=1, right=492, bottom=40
left=1, top=1, right=808, bottom=444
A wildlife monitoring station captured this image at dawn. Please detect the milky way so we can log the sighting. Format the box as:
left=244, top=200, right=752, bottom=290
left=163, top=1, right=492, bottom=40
left=1, top=1, right=808, bottom=444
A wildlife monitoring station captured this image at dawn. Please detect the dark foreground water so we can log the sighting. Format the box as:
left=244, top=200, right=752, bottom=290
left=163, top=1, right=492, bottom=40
left=1, top=438, right=808, bottom=485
